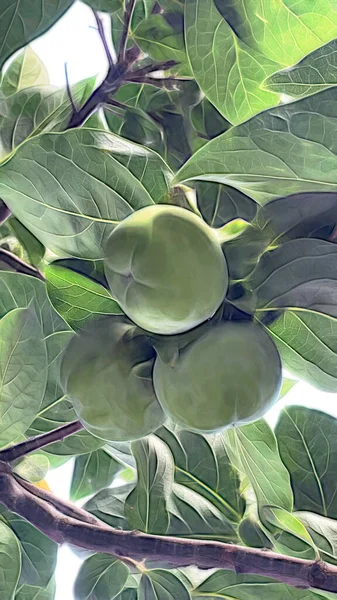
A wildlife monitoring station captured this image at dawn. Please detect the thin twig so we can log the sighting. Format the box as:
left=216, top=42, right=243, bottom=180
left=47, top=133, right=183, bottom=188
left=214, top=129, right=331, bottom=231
left=14, top=474, right=101, bottom=526
left=0, top=464, right=337, bottom=593
left=93, top=11, right=114, bottom=69
left=0, top=421, right=83, bottom=463
left=118, top=0, right=137, bottom=63
left=64, top=63, right=77, bottom=113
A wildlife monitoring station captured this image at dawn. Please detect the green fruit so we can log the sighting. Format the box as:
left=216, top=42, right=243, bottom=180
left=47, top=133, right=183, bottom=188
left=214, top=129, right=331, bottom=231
left=104, top=205, right=228, bottom=335
left=61, top=316, right=165, bottom=442
left=153, top=321, right=282, bottom=433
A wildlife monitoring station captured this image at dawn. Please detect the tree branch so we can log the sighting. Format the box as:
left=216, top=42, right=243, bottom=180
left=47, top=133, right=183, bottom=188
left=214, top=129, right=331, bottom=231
left=64, top=63, right=77, bottom=113
left=13, top=474, right=101, bottom=526
left=0, top=463, right=337, bottom=593
left=130, top=60, right=178, bottom=78
left=118, top=0, right=137, bottom=64
left=0, top=421, right=83, bottom=462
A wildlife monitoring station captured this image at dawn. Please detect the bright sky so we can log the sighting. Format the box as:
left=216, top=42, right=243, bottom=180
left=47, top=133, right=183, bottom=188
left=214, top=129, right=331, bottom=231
left=18, top=2, right=337, bottom=598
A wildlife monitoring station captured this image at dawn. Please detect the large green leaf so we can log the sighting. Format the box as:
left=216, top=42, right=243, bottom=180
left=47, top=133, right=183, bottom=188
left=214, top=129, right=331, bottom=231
left=84, top=483, right=134, bottom=530
left=74, top=554, right=129, bottom=600
left=15, top=579, right=55, bottom=600
left=1, top=47, right=49, bottom=97
left=70, top=449, right=122, bottom=501
left=296, top=511, right=337, bottom=564
left=133, top=15, right=190, bottom=75
left=174, top=88, right=337, bottom=203
left=195, top=182, right=257, bottom=228
left=0, top=129, right=172, bottom=258
left=185, top=0, right=337, bottom=124
left=0, top=0, right=73, bottom=71
left=0, top=508, right=57, bottom=588
left=185, top=0, right=278, bottom=124
left=264, top=39, right=337, bottom=99
left=14, top=454, right=50, bottom=483
left=225, top=420, right=293, bottom=515
left=45, top=264, right=122, bottom=331
left=193, top=569, right=324, bottom=599
left=0, top=520, right=21, bottom=599
left=156, top=426, right=245, bottom=522
left=267, top=310, right=337, bottom=392
left=245, top=239, right=337, bottom=315
left=125, top=436, right=173, bottom=534
left=0, top=307, right=48, bottom=446
left=276, top=407, right=337, bottom=518
left=0, top=78, right=95, bottom=160
left=139, top=570, right=190, bottom=600
left=9, top=218, right=45, bottom=267
left=241, top=238, right=337, bottom=390
left=168, top=483, right=238, bottom=542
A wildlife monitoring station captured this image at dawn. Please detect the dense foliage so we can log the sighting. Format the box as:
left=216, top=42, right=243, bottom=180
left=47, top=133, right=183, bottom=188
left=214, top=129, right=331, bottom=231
left=2, top=1, right=337, bottom=599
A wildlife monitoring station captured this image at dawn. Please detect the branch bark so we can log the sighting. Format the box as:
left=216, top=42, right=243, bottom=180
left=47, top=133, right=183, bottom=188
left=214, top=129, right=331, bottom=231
left=0, top=421, right=83, bottom=462
left=0, top=248, right=44, bottom=280
left=0, top=462, right=337, bottom=593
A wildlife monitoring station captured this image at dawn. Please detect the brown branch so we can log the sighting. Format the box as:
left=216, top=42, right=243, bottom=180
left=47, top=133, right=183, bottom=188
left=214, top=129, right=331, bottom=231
left=93, top=11, right=114, bottom=69
left=118, top=0, right=137, bottom=64
left=0, top=248, right=44, bottom=280
left=0, top=421, right=83, bottom=462
left=13, top=474, right=101, bottom=526
left=0, top=464, right=337, bottom=593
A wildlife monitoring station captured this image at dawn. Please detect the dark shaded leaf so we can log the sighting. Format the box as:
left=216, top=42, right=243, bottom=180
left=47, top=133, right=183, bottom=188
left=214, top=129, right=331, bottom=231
left=196, top=182, right=257, bottom=228
left=74, top=553, right=129, bottom=600
left=139, top=569, right=190, bottom=600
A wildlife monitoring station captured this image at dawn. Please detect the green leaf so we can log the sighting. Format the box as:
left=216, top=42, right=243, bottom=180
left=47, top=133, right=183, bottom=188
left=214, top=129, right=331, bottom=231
left=267, top=310, right=337, bottom=392
left=133, top=15, right=191, bottom=76
left=125, top=436, right=174, bottom=534
left=0, top=520, right=21, bottom=599
left=13, top=454, right=50, bottom=483
left=15, top=578, right=55, bottom=600
left=296, top=511, right=337, bottom=565
left=174, top=88, right=337, bottom=203
left=276, top=406, right=337, bottom=518
left=156, top=426, right=245, bottom=523
left=241, top=238, right=337, bottom=390
left=225, top=420, right=293, bottom=515
left=190, top=97, right=230, bottom=140
left=195, top=182, right=257, bottom=228
left=0, top=129, right=172, bottom=258
left=0, top=508, right=57, bottom=588
left=50, top=258, right=108, bottom=288
left=139, top=570, right=190, bottom=600
left=74, top=553, right=129, bottom=600
left=185, top=0, right=278, bottom=124
left=70, top=449, right=122, bottom=501
left=185, top=0, right=337, bottom=124
left=193, top=569, right=324, bottom=599
left=9, top=218, right=45, bottom=267
left=245, top=239, right=337, bottom=316
left=84, top=483, right=134, bottom=530
left=0, top=306, right=48, bottom=446
left=0, top=0, right=73, bottom=71
left=279, top=378, right=297, bottom=400
left=168, top=483, right=238, bottom=542
left=0, top=78, right=96, bottom=160
left=45, top=264, right=122, bottom=331
left=1, top=47, right=49, bottom=97
left=262, top=506, right=317, bottom=558
left=82, top=0, right=121, bottom=11
left=264, top=39, right=337, bottom=99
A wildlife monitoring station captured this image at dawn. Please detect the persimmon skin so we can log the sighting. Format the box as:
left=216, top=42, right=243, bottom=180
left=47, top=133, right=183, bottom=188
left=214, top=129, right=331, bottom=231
left=61, top=316, right=165, bottom=442
left=153, top=321, right=282, bottom=433
left=104, top=205, right=228, bottom=335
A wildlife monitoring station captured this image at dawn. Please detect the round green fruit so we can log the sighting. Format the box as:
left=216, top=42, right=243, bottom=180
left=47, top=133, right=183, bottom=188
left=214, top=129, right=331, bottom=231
left=153, top=321, right=282, bottom=433
left=60, top=316, right=165, bottom=442
left=104, top=205, right=228, bottom=335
